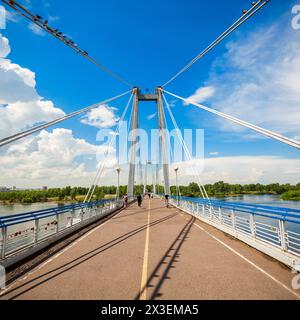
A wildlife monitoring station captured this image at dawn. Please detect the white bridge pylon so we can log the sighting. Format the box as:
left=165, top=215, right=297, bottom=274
left=127, top=87, right=171, bottom=198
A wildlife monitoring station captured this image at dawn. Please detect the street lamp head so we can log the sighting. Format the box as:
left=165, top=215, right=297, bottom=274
left=174, top=167, right=179, bottom=173
left=116, top=167, right=121, bottom=174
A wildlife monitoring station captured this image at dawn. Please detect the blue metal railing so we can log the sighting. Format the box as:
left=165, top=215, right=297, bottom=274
left=170, top=196, right=300, bottom=259
left=173, top=196, right=300, bottom=225
left=0, top=199, right=121, bottom=260
left=0, top=200, right=112, bottom=228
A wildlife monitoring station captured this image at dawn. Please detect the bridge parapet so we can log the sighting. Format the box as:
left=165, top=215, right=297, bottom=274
left=170, top=197, right=300, bottom=272
left=0, top=199, right=125, bottom=267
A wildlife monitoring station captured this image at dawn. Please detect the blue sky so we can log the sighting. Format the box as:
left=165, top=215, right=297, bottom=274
left=0, top=0, right=300, bottom=187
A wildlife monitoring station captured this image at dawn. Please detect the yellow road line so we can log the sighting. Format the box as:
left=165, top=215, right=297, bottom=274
left=139, top=199, right=151, bottom=300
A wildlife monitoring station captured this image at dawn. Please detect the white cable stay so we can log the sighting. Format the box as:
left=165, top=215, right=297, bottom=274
left=163, top=89, right=300, bottom=151
left=1, top=0, right=133, bottom=88
left=0, top=90, right=132, bottom=148
left=84, top=92, right=134, bottom=203
left=162, top=93, right=211, bottom=201
left=162, top=0, right=270, bottom=87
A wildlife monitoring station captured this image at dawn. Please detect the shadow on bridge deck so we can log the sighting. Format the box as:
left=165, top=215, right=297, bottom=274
left=0, top=198, right=299, bottom=300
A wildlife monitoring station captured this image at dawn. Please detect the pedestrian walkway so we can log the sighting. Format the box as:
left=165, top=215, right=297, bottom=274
left=1, top=198, right=299, bottom=300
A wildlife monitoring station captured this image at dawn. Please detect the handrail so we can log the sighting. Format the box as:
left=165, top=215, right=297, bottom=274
left=170, top=196, right=300, bottom=267
left=176, top=196, right=300, bottom=222
left=0, top=198, right=124, bottom=262
left=177, top=196, right=300, bottom=218
left=0, top=200, right=112, bottom=227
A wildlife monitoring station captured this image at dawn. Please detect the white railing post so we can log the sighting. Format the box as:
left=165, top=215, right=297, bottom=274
left=70, top=210, right=74, bottom=226
left=1, top=227, right=7, bottom=259
left=219, top=207, right=222, bottom=223
left=231, top=210, right=236, bottom=229
left=81, top=209, right=84, bottom=223
left=279, top=219, right=288, bottom=251
left=56, top=214, right=59, bottom=233
left=35, top=219, right=39, bottom=243
left=250, top=214, right=256, bottom=238
left=209, top=206, right=213, bottom=220
left=202, top=204, right=205, bottom=216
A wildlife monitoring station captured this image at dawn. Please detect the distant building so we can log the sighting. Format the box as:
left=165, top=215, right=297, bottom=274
left=42, top=186, right=48, bottom=191
left=0, top=187, right=10, bottom=192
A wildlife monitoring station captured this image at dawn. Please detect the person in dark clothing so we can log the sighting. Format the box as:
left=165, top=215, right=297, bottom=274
left=165, top=194, right=169, bottom=207
left=137, top=194, right=142, bottom=207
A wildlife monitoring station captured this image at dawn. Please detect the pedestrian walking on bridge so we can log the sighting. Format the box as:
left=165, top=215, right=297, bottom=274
left=165, top=194, right=170, bottom=208
left=123, top=194, right=129, bottom=208
left=137, top=194, right=142, bottom=207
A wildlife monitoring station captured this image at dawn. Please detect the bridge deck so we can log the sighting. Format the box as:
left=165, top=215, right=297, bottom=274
left=1, top=198, right=299, bottom=300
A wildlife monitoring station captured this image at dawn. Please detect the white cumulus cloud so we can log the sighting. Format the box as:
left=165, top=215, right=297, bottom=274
left=0, top=33, right=65, bottom=139
left=204, top=15, right=300, bottom=138
left=0, top=34, right=10, bottom=58
left=0, top=33, right=118, bottom=188
left=80, top=104, right=119, bottom=129
left=0, top=128, right=115, bottom=187
left=184, top=86, right=215, bottom=106
left=171, top=156, right=300, bottom=185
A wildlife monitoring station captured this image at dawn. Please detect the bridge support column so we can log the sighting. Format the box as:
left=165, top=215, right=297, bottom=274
left=157, top=88, right=171, bottom=196
left=128, top=88, right=139, bottom=198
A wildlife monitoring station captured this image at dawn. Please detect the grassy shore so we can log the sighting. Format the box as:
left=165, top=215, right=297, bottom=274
left=0, top=194, right=117, bottom=205
left=281, top=190, right=300, bottom=201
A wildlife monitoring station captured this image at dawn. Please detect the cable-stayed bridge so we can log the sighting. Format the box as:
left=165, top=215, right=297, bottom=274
left=1, top=0, right=300, bottom=300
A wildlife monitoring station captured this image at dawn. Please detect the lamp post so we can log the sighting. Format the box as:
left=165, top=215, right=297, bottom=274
left=174, top=167, right=179, bottom=206
left=116, top=167, right=121, bottom=204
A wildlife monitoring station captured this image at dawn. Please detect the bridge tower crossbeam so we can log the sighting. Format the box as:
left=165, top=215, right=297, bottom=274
left=127, top=87, right=171, bottom=197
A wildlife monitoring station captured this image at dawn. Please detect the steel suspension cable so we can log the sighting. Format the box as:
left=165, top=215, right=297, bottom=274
left=1, top=0, right=133, bottom=87
left=162, top=93, right=210, bottom=200
left=162, top=0, right=270, bottom=87
left=160, top=96, right=176, bottom=195
left=84, top=93, right=134, bottom=203
left=163, top=89, right=300, bottom=151
left=0, top=90, right=132, bottom=148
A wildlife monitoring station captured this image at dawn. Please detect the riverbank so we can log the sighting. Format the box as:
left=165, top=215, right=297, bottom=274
left=1, top=182, right=300, bottom=204
left=0, top=194, right=117, bottom=205
left=281, top=190, right=300, bottom=201
left=221, top=192, right=300, bottom=201
left=182, top=191, right=300, bottom=201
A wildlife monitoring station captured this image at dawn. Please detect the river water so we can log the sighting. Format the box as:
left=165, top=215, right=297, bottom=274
left=0, top=202, right=66, bottom=217
left=1, top=194, right=300, bottom=217
left=221, top=194, right=300, bottom=210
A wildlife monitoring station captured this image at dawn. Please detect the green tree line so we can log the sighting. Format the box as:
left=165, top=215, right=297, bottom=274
left=1, top=181, right=300, bottom=204
left=171, top=181, right=300, bottom=198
